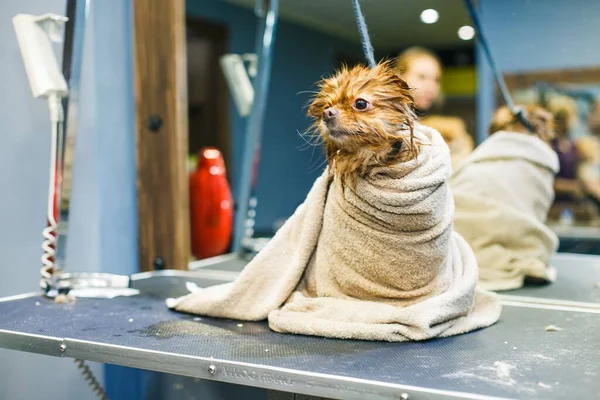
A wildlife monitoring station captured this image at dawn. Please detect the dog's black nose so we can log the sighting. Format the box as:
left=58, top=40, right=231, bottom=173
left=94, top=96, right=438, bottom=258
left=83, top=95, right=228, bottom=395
left=323, top=107, right=339, bottom=122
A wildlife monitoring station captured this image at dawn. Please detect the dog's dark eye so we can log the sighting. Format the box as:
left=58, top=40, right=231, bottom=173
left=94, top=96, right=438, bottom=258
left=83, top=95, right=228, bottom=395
left=353, top=98, right=370, bottom=111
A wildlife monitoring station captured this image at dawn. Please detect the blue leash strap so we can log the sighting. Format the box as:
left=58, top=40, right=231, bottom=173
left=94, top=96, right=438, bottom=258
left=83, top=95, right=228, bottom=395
left=351, top=0, right=376, bottom=68
left=463, top=0, right=535, bottom=133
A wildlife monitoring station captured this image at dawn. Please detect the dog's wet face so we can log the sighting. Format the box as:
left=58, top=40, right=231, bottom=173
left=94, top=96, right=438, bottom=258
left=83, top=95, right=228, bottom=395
left=307, top=61, right=419, bottom=184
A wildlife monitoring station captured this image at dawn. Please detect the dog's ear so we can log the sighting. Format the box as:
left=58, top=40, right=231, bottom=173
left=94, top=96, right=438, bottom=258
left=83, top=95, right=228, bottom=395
left=392, top=73, right=412, bottom=92
left=377, top=60, right=414, bottom=94
left=390, top=72, right=413, bottom=99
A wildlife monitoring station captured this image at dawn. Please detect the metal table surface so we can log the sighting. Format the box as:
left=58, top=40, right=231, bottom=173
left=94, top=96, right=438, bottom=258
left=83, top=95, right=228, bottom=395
left=499, top=253, right=600, bottom=306
left=550, top=224, right=600, bottom=240
left=0, top=270, right=599, bottom=400
left=549, top=225, right=600, bottom=255
left=194, top=253, right=600, bottom=307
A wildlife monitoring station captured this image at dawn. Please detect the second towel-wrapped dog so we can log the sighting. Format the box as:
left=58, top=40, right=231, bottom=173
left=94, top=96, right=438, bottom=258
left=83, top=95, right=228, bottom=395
left=451, top=106, right=560, bottom=291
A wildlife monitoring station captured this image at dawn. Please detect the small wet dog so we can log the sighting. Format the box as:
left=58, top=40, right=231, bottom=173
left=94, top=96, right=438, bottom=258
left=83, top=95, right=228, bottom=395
left=489, top=105, right=555, bottom=143
left=307, top=61, right=420, bottom=185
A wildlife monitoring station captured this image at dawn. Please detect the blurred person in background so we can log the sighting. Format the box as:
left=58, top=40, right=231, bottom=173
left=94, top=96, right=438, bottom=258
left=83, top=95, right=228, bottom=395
left=575, top=136, right=600, bottom=216
left=396, top=47, right=474, bottom=169
left=546, top=94, right=595, bottom=222
left=589, top=95, right=600, bottom=136
left=396, top=47, right=442, bottom=114
left=574, top=96, right=600, bottom=222
left=548, top=95, right=582, bottom=200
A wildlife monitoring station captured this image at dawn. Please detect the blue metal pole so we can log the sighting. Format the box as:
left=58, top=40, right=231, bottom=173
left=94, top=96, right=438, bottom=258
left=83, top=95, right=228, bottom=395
left=232, top=0, right=279, bottom=253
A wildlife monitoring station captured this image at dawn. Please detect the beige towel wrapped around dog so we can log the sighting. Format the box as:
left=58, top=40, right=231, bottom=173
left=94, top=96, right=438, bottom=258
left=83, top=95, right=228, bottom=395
left=168, top=125, right=501, bottom=341
left=451, top=131, right=560, bottom=292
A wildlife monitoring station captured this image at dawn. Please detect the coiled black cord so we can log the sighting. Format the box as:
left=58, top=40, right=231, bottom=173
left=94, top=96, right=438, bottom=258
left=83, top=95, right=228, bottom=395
left=74, top=359, right=109, bottom=400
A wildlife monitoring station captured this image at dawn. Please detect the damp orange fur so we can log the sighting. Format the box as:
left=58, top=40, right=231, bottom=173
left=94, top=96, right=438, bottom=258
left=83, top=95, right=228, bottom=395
left=306, top=61, right=419, bottom=186
left=489, top=105, right=555, bottom=143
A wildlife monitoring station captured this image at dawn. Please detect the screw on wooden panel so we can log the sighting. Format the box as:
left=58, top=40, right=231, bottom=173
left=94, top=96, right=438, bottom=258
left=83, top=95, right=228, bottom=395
left=153, top=256, right=165, bottom=270
left=400, top=393, right=409, bottom=400
left=208, top=365, right=216, bottom=375
left=59, top=343, right=67, bottom=352
left=147, top=115, right=163, bottom=132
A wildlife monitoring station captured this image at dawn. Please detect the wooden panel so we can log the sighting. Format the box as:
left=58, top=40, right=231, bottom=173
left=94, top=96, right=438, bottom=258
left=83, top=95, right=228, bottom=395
left=498, top=67, right=600, bottom=105
left=134, top=0, right=190, bottom=271
left=504, top=67, right=600, bottom=89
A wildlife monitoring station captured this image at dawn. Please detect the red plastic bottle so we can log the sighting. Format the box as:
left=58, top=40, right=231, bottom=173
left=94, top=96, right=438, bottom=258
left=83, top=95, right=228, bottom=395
left=53, top=159, right=60, bottom=222
left=189, top=148, right=233, bottom=259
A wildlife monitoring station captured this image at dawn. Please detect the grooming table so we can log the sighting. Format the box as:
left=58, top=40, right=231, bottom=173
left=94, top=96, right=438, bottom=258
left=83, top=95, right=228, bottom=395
left=499, top=253, right=600, bottom=307
left=551, top=225, right=600, bottom=240
left=550, top=225, right=600, bottom=255
left=193, top=253, right=600, bottom=307
left=1, top=265, right=600, bottom=400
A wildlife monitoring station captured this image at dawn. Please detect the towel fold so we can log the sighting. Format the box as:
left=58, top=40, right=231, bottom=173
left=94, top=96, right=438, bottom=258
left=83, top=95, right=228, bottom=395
left=168, top=125, right=501, bottom=341
left=451, top=131, right=560, bottom=291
